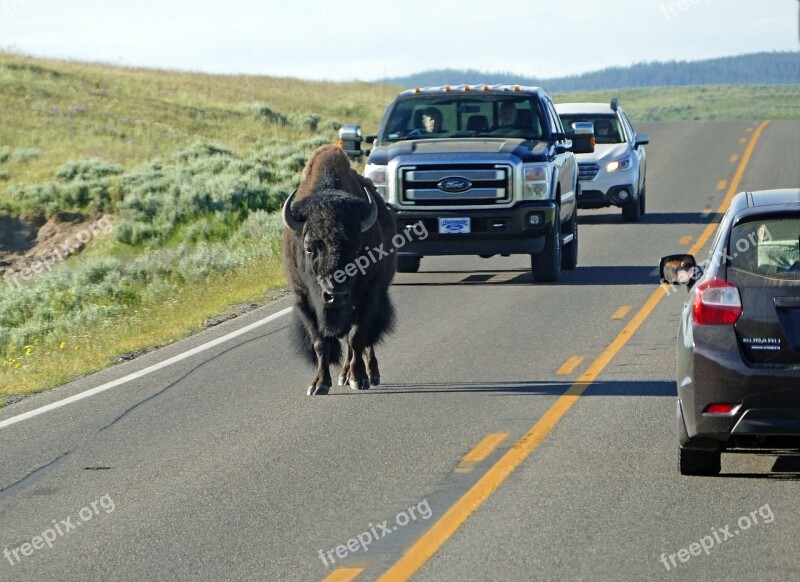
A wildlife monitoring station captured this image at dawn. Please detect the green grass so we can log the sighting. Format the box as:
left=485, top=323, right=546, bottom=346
left=0, top=51, right=798, bottom=399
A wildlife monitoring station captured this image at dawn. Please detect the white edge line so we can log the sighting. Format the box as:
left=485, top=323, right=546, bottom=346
left=0, top=307, right=293, bottom=430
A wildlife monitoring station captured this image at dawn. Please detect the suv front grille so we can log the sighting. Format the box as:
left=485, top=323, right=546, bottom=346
left=578, top=163, right=600, bottom=181
left=399, top=164, right=511, bottom=206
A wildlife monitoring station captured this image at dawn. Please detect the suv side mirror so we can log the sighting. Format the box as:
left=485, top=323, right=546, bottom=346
left=660, top=254, right=702, bottom=288
left=634, top=133, right=650, bottom=148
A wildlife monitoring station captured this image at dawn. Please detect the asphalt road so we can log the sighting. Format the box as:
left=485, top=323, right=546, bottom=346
left=1, top=120, right=799, bottom=582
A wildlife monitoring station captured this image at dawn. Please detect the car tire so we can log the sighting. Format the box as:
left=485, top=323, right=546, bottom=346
left=638, top=182, right=646, bottom=216
left=622, top=195, right=642, bottom=223
left=397, top=255, right=421, bottom=273
left=679, top=447, right=721, bottom=476
left=532, top=211, right=561, bottom=283
left=561, top=208, right=578, bottom=271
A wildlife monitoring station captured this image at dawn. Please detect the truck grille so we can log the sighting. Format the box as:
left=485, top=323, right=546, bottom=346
left=399, top=165, right=511, bottom=206
left=578, top=163, right=600, bottom=181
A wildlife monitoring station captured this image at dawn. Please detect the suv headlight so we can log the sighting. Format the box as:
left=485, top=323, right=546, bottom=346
left=364, top=164, right=387, bottom=198
left=522, top=165, right=550, bottom=200
left=606, top=157, right=632, bottom=173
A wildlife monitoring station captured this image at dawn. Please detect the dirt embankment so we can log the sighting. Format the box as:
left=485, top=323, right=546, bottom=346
left=0, top=213, right=111, bottom=281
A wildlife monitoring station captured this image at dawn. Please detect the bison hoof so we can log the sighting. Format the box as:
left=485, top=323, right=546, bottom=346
left=370, top=375, right=381, bottom=386
left=349, top=378, right=370, bottom=391
left=307, top=384, right=330, bottom=396
left=338, top=375, right=347, bottom=386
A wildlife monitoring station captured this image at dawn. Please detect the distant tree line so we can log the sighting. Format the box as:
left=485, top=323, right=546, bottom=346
left=379, top=51, right=799, bottom=90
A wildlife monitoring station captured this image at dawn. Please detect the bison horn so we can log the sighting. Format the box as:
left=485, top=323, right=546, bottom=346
left=361, top=188, right=378, bottom=233
left=282, top=189, right=304, bottom=234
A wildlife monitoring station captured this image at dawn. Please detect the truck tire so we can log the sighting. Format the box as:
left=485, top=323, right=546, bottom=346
left=397, top=255, right=421, bottom=273
left=531, top=212, right=561, bottom=283
left=561, top=208, right=578, bottom=271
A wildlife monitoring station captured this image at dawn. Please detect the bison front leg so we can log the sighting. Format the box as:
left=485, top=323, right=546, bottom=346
left=307, top=338, right=334, bottom=396
left=345, top=329, right=370, bottom=391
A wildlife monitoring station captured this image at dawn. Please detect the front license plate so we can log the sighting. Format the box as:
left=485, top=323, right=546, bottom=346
left=439, top=217, right=471, bottom=234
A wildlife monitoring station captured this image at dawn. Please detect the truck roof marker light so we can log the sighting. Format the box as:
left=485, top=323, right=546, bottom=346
left=514, top=85, right=521, bottom=92
left=483, top=85, right=490, bottom=91
left=464, top=85, right=470, bottom=91
left=444, top=85, right=451, bottom=92
left=414, top=88, right=421, bottom=93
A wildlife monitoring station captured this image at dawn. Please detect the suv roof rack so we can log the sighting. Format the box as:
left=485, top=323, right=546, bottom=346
left=610, top=98, right=619, bottom=111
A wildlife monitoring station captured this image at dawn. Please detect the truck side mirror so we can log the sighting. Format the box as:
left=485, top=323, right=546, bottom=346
left=567, top=122, right=595, bottom=154
left=338, top=125, right=364, bottom=158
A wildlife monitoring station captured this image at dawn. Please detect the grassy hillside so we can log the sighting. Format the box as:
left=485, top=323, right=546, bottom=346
left=0, top=52, right=797, bottom=401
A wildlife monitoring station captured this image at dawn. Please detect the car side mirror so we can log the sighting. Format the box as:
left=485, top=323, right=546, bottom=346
left=660, top=254, right=702, bottom=288
left=634, top=133, right=649, bottom=148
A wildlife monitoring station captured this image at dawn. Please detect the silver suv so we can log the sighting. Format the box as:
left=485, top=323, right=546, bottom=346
left=555, top=99, right=649, bottom=222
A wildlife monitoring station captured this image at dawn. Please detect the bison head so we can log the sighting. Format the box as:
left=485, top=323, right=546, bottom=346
left=283, top=188, right=378, bottom=333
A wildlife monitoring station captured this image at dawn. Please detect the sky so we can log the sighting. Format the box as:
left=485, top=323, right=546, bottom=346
left=0, top=0, right=797, bottom=81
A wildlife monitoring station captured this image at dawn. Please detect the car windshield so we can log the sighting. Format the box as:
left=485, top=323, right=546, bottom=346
left=729, top=217, right=800, bottom=279
left=559, top=114, right=624, bottom=144
left=381, top=95, right=545, bottom=143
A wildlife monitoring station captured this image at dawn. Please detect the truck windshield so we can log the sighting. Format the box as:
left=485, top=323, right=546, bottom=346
left=381, top=95, right=545, bottom=143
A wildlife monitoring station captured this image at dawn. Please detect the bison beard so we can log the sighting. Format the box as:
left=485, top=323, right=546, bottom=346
left=283, top=145, right=397, bottom=395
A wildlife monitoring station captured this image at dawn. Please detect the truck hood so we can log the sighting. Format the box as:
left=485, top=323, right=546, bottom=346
left=367, top=138, right=550, bottom=165
left=574, top=143, right=629, bottom=164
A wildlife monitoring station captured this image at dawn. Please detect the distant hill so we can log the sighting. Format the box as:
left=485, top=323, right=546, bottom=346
left=379, top=51, right=799, bottom=91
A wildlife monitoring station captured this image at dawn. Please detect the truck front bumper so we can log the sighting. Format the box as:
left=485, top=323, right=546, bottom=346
left=390, top=202, right=557, bottom=257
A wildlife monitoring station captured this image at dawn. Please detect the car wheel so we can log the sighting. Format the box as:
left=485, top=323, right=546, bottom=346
left=561, top=208, right=578, bottom=271
left=638, top=182, right=646, bottom=216
left=397, top=255, right=421, bottom=273
left=532, top=211, right=561, bottom=283
left=679, top=447, right=721, bottom=476
left=622, top=195, right=642, bottom=223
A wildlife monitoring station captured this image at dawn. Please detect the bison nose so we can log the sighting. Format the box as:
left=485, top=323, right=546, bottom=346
left=322, top=289, right=349, bottom=305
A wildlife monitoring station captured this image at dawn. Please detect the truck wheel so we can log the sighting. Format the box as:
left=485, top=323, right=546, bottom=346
left=397, top=255, right=421, bottom=273
left=622, top=195, right=642, bottom=223
left=531, top=213, right=561, bottom=283
left=561, top=208, right=578, bottom=271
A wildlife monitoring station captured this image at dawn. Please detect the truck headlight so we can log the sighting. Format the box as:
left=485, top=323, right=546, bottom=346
left=523, top=165, right=549, bottom=200
left=606, top=158, right=631, bottom=173
left=364, top=164, right=387, bottom=198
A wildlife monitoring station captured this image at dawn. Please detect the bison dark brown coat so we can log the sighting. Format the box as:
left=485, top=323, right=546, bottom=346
left=282, top=145, right=396, bottom=395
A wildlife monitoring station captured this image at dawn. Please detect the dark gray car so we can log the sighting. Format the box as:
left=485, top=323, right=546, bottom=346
left=660, top=189, right=800, bottom=475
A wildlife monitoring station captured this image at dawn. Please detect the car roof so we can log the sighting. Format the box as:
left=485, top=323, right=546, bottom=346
left=554, top=103, right=616, bottom=114
left=745, top=188, right=800, bottom=208
left=397, top=84, right=546, bottom=97
left=729, top=189, right=800, bottom=222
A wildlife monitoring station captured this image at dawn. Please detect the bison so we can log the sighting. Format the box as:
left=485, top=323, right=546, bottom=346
left=282, top=145, right=396, bottom=395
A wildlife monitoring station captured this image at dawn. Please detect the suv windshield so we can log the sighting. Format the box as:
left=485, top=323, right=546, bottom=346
left=381, top=95, right=545, bottom=143
left=729, top=217, right=800, bottom=279
left=559, top=113, right=624, bottom=144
